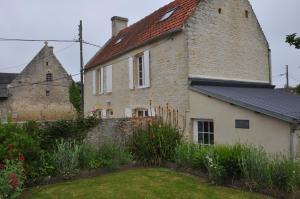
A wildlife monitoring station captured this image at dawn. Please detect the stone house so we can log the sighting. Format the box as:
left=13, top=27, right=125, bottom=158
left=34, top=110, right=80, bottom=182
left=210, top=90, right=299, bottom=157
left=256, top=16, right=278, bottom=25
left=0, top=43, right=75, bottom=121
left=84, top=0, right=300, bottom=158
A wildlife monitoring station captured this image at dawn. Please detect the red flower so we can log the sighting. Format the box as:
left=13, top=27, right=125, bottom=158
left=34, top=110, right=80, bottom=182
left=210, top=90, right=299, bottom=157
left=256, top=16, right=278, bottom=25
left=0, top=163, right=4, bottom=171
left=19, top=155, right=25, bottom=162
left=7, top=144, right=13, bottom=151
left=8, top=172, right=19, bottom=189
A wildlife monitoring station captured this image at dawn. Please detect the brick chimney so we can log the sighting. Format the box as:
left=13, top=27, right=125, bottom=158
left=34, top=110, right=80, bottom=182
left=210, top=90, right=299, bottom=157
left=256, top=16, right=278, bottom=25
left=111, top=16, right=128, bottom=37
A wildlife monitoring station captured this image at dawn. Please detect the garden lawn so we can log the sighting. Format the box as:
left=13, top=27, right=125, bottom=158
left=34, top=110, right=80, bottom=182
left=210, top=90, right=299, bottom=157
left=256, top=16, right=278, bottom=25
left=23, top=168, right=270, bottom=199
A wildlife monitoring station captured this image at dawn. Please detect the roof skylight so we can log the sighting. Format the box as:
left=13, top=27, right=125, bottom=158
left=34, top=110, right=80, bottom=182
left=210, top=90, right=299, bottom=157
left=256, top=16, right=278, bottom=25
left=115, top=37, right=123, bottom=44
left=160, top=8, right=176, bottom=22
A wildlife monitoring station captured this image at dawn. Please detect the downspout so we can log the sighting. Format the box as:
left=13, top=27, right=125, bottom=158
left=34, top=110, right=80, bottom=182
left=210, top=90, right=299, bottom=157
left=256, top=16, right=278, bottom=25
left=268, top=49, right=272, bottom=85
left=290, top=124, right=297, bottom=161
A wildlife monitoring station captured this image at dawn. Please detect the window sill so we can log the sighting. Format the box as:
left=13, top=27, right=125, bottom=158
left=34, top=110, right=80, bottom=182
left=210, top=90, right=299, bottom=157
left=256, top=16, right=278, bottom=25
left=136, top=86, right=150, bottom=89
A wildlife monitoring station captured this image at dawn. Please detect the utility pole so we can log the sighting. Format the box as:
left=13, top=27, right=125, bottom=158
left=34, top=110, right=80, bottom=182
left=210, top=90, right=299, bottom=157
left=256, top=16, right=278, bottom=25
left=79, top=20, right=84, bottom=117
left=286, top=65, right=289, bottom=90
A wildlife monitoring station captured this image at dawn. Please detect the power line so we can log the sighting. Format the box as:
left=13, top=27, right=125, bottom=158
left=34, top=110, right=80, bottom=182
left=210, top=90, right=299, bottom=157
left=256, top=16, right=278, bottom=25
left=7, top=73, right=81, bottom=89
left=83, top=40, right=101, bottom=48
left=0, top=43, right=77, bottom=70
left=0, top=37, right=77, bottom=43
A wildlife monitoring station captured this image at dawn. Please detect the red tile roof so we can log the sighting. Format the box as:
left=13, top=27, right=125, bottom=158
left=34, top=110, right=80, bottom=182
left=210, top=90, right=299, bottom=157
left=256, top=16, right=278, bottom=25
left=85, top=0, right=199, bottom=69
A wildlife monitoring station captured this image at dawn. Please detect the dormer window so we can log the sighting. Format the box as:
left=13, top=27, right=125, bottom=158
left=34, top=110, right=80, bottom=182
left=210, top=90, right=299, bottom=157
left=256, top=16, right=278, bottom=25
left=160, top=8, right=176, bottom=22
left=46, top=73, right=53, bottom=82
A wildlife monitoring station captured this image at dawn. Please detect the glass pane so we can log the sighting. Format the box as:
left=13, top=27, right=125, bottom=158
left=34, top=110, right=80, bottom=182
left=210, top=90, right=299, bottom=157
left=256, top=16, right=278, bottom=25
left=235, top=120, right=250, bottom=129
left=204, top=122, right=209, bottom=132
left=198, top=133, right=204, bottom=144
left=210, top=134, right=214, bottom=145
left=145, top=110, right=149, bottom=117
left=204, top=133, right=209, bottom=145
left=198, top=121, right=203, bottom=133
left=209, top=122, right=214, bottom=133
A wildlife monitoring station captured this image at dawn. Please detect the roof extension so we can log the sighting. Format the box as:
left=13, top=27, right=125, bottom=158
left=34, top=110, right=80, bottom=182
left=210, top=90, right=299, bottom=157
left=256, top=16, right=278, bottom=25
left=190, top=78, right=300, bottom=124
left=0, top=73, right=18, bottom=99
left=85, top=0, right=199, bottom=69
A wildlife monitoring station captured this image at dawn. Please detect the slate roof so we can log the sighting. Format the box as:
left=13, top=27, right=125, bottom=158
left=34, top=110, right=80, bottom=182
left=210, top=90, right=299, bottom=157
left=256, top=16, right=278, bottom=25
left=85, top=0, right=199, bottom=69
left=0, top=73, right=18, bottom=98
left=190, top=80, right=300, bottom=124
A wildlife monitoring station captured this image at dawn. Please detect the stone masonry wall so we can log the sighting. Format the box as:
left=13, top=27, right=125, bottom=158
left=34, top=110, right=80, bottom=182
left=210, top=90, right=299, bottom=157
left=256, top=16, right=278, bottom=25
left=86, top=118, right=133, bottom=149
left=84, top=33, right=190, bottom=134
left=185, top=0, right=270, bottom=83
left=6, top=44, right=75, bottom=121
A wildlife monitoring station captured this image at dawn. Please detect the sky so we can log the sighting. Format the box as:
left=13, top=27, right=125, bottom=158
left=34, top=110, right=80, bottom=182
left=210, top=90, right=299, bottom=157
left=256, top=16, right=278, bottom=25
left=0, top=0, right=299, bottom=88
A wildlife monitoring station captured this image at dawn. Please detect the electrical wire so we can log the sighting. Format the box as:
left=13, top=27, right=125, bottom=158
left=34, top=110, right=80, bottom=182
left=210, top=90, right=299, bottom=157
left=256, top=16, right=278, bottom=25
left=0, top=37, right=78, bottom=43
left=7, top=73, right=81, bottom=89
left=0, top=42, right=77, bottom=70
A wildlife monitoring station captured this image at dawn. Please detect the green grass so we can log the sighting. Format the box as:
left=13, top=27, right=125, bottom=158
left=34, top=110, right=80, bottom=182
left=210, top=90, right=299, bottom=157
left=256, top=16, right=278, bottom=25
left=23, top=168, right=270, bottom=199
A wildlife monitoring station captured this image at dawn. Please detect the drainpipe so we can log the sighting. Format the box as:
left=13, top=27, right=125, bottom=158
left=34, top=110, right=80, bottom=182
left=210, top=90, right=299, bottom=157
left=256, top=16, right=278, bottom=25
left=268, top=49, right=272, bottom=85
left=290, top=124, right=297, bottom=161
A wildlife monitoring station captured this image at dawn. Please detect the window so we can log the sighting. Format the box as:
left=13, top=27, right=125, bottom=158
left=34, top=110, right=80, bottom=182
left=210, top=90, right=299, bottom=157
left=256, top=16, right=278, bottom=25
left=99, top=68, right=103, bottom=94
left=115, top=37, right=123, bottom=45
left=129, top=50, right=150, bottom=89
left=46, top=73, right=53, bottom=82
left=46, top=62, right=49, bottom=66
left=106, top=109, right=113, bottom=118
left=46, top=90, right=50, bottom=96
left=218, top=8, right=222, bottom=14
left=160, top=9, right=176, bottom=21
left=235, top=120, right=250, bottom=129
left=194, top=120, right=214, bottom=145
left=135, top=109, right=148, bottom=118
left=245, top=10, right=249, bottom=18
left=137, top=55, right=145, bottom=87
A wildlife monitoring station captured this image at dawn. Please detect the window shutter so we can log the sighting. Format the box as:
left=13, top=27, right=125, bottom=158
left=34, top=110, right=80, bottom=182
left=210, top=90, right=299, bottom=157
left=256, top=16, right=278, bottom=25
left=128, top=57, right=134, bottom=89
left=193, top=120, right=198, bottom=144
left=100, top=67, right=104, bottom=94
left=125, top=108, right=132, bottom=118
left=148, top=108, right=156, bottom=117
left=106, top=65, right=112, bottom=93
left=92, top=70, right=96, bottom=95
left=144, top=50, right=150, bottom=87
left=101, top=109, right=107, bottom=118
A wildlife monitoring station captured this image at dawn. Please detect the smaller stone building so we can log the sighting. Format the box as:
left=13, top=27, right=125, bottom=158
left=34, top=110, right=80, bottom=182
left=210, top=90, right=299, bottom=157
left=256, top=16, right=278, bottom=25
left=0, top=43, right=75, bottom=122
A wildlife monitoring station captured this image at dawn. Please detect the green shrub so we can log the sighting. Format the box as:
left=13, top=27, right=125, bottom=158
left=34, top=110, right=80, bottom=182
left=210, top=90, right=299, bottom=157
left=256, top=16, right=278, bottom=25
left=128, top=121, right=182, bottom=166
left=79, top=143, right=132, bottom=170
left=239, top=146, right=272, bottom=190
left=79, top=143, right=99, bottom=169
left=0, top=159, right=26, bottom=199
left=52, top=140, right=80, bottom=179
left=0, top=123, right=40, bottom=162
left=174, top=143, right=200, bottom=168
left=270, top=156, right=300, bottom=192
left=203, top=150, right=225, bottom=184
left=39, top=117, right=97, bottom=150
left=97, top=143, right=132, bottom=169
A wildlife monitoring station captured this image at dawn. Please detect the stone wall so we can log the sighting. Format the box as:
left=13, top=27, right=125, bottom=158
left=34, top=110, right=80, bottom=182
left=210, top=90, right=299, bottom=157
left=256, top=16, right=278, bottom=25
left=3, top=44, right=76, bottom=121
left=84, top=33, right=190, bottom=133
left=86, top=118, right=133, bottom=149
left=185, top=0, right=270, bottom=83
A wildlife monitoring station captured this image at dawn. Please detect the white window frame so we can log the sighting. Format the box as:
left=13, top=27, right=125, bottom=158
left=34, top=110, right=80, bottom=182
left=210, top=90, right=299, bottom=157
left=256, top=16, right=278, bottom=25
left=193, top=119, right=214, bottom=145
left=137, top=55, right=145, bottom=88
left=105, top=65, right=113, bottom=93
left=135, top=108, right=149, bottom=118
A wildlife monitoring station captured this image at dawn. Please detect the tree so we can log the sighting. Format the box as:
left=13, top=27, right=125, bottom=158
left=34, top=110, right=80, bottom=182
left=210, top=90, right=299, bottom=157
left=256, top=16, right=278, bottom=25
left=286, top=33, right=300, bottom=49
left=69, top=81, right=81, bottom=115
left=294, top=84, right=300, bottom=95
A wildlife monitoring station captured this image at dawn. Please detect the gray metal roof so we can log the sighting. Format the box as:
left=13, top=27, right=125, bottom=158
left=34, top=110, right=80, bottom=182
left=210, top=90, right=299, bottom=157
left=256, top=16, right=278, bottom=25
left=190, top=85, right=300, bottom=124
left=0, top=85, right=8, bottom=98
left=0, top=73, right=18, bottom=99
left=0, top=73, right=18, bottom=84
